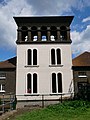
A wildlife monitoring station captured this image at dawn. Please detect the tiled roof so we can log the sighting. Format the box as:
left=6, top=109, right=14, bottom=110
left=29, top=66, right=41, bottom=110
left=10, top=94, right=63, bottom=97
left=0, top=57, right=16, bottom=69
left=72, top=52, right=90, bottom=66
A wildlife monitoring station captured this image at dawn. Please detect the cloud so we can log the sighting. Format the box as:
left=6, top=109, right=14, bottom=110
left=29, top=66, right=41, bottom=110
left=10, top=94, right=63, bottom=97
left=71, top=25, right=90, bottom=57
left=82, top=16, right=90, bottom=22
left=0, top=0, right=90, bottom=59
left=0, top=0, right=33, bottom=50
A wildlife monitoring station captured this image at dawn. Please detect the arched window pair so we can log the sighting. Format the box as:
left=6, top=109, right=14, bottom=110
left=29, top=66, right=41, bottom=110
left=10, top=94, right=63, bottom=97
left=51, top=49, right=61, bottom=65
left=52, top=73, right=62, bottom=93
left=27, top=73, right=37, bottom=93
left=27, top=49, right=37, bottom=65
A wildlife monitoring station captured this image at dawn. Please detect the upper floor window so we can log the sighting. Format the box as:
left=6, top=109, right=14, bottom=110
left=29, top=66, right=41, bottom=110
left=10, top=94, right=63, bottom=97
left=0, top=73, right=6, bottom=80
left=51, top=48, right=61, bottom=65
left=78, top=72, right=87, bottom=78
left=52, top=73, right=62, bottom=93
left=78, top=72, right=86, bottom=75
left=27, top=73, right=37, bottom=94
left=27, top=49, right=37, bottom=66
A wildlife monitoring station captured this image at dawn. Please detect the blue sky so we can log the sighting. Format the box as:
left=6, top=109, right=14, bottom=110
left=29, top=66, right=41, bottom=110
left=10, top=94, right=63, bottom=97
left=0, top=0, right=90, bottom=61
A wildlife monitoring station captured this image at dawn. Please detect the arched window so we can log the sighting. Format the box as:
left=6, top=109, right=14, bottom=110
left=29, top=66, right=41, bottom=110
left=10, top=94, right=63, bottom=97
left=28, top=49, right=31, bottom=65
left=51, top=49, right=55, bottom=65
left=27, top=74, right=31, bottom=93
left=33, top=73, right=37, bottom=93
left=56, top=49, right=61, bottom=64
left=52, top=73, right=56, bottom=93
left=33, top=49, right=37, bottom=65
left=27, top=73, right=37, bottom=94
left=51, top=48, right=61, bottom=65
left=52, top=73, right=62, bottom=93
left=57, top=73, right=62, bottom=93
left=27, top=49, right=37, bottom=65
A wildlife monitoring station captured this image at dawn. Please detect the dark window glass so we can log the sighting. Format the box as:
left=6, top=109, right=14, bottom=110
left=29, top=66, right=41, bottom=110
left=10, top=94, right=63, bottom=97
left=28, top=49, right=31, bottom=65
left=51, top=49, right=55, bottom=64
left=52, top=73, right=56, bottom=93
left=27, top=74, right=31, bottom=93
left=60, top=26, right=67, bottom=40
left=57, top=49, right=61, bottom=64
left=33, top=49, right=37, bottom=65
left=21, top=26, right=28, bottom=41
left=58, top=73, right=62, bottom=93
left=78, top=72, right=86, bottom=75
left=33, top=73, right=37, bottom=93
left=2, top=84, right=5, bottom=91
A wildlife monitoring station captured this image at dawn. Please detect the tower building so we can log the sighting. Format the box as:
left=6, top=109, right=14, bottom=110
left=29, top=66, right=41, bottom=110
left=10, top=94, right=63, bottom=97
left=14, top=16, right=74, bottom=107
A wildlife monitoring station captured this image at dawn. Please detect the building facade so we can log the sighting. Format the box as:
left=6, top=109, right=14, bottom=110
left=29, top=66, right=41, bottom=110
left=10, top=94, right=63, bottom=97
left=14, top=16, right=74, bottom=107
left=72, top=52, right=90, bottom=100
left=0, top=57, right=16, bottom=94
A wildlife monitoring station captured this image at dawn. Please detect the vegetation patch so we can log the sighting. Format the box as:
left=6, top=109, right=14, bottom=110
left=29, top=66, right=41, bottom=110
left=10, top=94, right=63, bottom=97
left=10, top=100, right=90, bottom=120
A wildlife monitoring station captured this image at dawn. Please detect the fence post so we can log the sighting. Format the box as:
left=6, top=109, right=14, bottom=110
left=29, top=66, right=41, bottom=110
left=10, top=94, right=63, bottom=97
left=10, top=93, right=12, bottom=110
left=42, top=95, right=44, bottom=108
left=61, top=94, right=62, bottom=103
left=2, top=94, right=5, bottom=113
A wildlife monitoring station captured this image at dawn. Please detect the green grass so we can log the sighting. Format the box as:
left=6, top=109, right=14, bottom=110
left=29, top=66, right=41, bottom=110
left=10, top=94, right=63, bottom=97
left=10, top=100, right=90, bottom=120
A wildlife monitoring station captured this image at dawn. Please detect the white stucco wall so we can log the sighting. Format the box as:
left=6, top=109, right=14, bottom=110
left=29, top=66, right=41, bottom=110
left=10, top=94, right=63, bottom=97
left=16, top=43, right=73, bottom=100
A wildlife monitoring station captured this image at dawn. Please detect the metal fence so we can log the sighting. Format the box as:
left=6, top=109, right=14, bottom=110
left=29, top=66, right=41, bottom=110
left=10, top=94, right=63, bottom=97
left=39, top=93, right=74, bottom=108
left=0, top=93, right=16, bottom=114
left=22, top=92, right=74, bottom=108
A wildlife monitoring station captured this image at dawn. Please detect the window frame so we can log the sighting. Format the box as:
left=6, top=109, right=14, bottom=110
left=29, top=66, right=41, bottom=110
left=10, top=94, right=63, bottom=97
left=0, top=73, right=6, bottom=80
left=0, top=84, right=5, bottom=92
left=26, top=73, right=38, bottom=94
left=51, top=72, right=62, bottom=94
left=26, top=48, right=39, bottom=67
left=50, top=48, right=62, bottom=67
left=78, top=71, right=87, bottom=78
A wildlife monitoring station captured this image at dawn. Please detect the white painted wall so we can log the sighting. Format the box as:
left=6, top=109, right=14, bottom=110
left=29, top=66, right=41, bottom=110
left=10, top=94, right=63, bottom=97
left=16, top=44, right=73, bottom=100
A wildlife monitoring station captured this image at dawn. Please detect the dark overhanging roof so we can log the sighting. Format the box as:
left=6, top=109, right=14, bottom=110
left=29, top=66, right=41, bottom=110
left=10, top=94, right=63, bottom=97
left=13, top=16, right=74, bottom=26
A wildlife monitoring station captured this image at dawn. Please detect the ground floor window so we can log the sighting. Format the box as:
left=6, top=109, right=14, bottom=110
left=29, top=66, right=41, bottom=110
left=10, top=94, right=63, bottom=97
left=27, top=73, right=37, bottom=94
left=0, top=84, right=5, bottom=92
left=52, top=73, right=62, bottom=93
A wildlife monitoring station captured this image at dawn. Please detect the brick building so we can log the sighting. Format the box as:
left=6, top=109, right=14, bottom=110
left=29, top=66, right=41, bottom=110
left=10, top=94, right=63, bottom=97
left=72, top=51, right=90, bottom=99
left=0, top=57, right=16, bottom=94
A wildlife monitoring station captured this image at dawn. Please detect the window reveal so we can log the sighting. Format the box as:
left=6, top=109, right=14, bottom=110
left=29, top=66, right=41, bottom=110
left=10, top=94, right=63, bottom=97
left=27, top=73, right=37, bottom=94
left=52, top=73, right=62, bottom=93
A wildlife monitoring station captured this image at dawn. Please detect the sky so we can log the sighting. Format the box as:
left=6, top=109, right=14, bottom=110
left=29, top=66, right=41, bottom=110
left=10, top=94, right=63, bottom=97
left=0, top=0, right=90, bottom=61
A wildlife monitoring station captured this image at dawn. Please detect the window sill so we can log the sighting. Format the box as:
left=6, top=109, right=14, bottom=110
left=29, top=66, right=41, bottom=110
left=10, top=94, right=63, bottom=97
left=25, top=65, right=39, bottom=67
left=49, top=64, right=63, bottom=67
left=78, top=75, right=87, bottom=78
left=0, top=77, right=6, bottom=79
left=0, top=90, right=5, bottom=93
left=24, top=93, right=40, bottom=96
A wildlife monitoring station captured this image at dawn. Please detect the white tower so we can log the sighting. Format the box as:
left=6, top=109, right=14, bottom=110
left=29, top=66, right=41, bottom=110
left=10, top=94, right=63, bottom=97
left=14, top=16, right=74, bottom=107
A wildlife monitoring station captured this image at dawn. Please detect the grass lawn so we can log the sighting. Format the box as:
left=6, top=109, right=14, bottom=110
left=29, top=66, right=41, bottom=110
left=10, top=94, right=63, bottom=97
left=10, top=100, right=90, bottom=120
